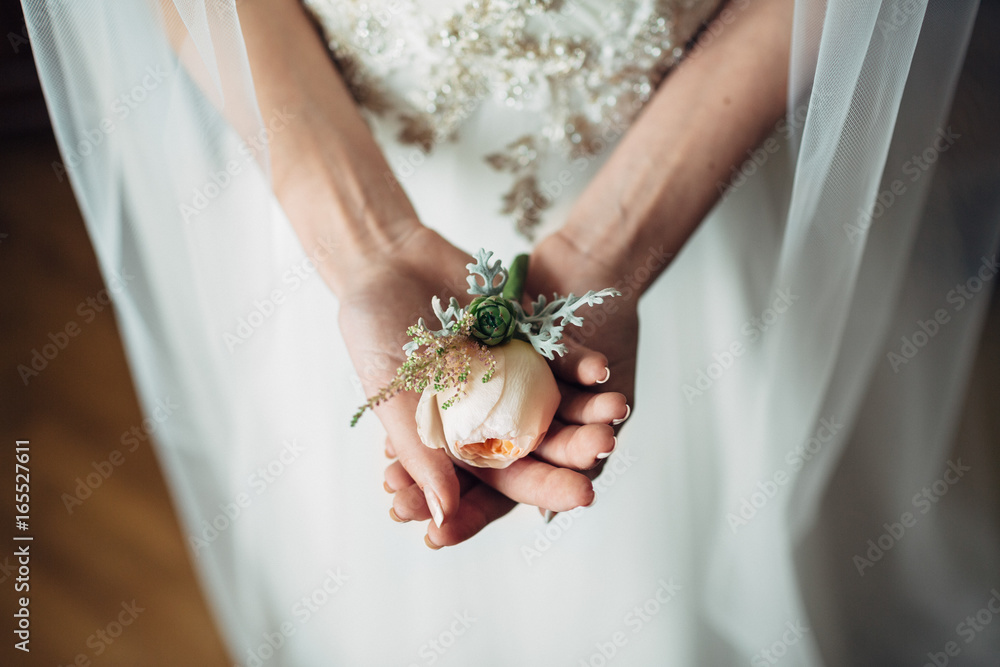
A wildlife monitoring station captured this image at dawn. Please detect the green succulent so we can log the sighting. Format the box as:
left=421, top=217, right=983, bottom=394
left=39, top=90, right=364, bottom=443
left=468, top=295, right=517, bottom=346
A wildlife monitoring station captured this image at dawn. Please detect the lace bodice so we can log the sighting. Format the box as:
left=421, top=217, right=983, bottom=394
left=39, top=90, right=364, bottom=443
left=302, top=0, right=722, bottom=236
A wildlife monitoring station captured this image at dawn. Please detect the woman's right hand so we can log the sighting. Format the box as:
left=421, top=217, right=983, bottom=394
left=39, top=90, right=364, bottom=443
left=525, top=230, right=640, bottom=468
left=340, top=226, right=617, bottom=545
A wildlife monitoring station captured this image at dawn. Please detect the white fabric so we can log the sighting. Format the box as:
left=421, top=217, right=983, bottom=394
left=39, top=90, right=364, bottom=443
left=22, top=0, right=999, bottom=664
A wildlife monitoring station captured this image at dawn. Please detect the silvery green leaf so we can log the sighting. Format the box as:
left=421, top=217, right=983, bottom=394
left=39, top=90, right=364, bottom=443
left=512, top=288, right=621, bottom=359
left=466, top=248, right=508, bottom=297
left=403, top=296, right=465, bottom=356
left=433, top=296, right=464, bottom=330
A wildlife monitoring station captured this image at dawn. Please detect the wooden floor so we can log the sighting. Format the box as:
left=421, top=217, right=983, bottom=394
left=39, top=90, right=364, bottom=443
left=0, top=132, right=229, bottom=666
left=0, top=7, right=998, bottom=661
left=3, top=127, right=999, bottom=667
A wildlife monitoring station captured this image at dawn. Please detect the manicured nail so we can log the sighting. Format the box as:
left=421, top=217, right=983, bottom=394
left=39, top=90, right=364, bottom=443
left=596, top=436, right=617, bottom=460
left=424, top=488, right=445, bottom=528
left=544, top=510, right=556, bottom=524
left=389, top=507, right=408, bottom=523
left=383, top=481, right=394, bottom=493
left=612, top=404, right=631, bottom=426
left=385, top=449, right=394, bottom=459
left=596, top=367, right=611, bottom=384
left=424, top=534, right=442, bottom=550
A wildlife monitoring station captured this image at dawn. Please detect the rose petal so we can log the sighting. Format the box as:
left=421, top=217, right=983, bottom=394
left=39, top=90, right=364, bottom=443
left=417, top=340, right=560, bottom=468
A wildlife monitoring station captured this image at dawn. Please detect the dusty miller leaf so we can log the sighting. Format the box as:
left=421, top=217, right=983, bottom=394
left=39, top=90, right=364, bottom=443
left=466, top=249, right=508, bottom=297
left=403, top=296, right=465, bottom=356
left=512, top=288, right=621, bottom=359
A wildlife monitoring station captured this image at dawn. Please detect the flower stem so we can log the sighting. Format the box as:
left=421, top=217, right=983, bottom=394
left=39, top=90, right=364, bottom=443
left=503, top=254, right=529, bottom=302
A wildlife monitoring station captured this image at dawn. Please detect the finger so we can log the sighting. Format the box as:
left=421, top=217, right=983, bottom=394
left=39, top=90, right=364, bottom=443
left=532, top=421, right=616, bottom=469
left=374, top=394, right=460, bottom=528
left=392, top=483, right=432, bottom=522
left=612, top=403, right=631, bottom=427
left=556, top=386, right=628, bottom=425
left=424, top=483, right=518, bottom=549
left=461, top=457, right=594, bottom=511
left=384, top=437, right=396, bottom=459
left=537, top=507, right=559, bottom=524
left=392, top=467, right=479, bottom=522
left=384, top=460, right=414, bottom=492
left=548, top=340, right=609, bottom=386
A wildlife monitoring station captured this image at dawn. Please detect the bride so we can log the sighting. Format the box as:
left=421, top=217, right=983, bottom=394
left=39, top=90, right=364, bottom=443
left=23, top=0, right=998, bottom=664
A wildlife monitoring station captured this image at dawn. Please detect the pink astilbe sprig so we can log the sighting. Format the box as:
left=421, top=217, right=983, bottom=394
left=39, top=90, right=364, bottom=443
left=350, top=312, right=496, bottom=426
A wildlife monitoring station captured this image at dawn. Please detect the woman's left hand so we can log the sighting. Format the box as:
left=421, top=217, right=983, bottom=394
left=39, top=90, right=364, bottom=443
left=382, top=233, right=632, bottom=548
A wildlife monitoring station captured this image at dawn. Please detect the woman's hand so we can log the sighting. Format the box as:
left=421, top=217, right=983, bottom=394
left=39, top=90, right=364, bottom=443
left=337, top=226, right=472, bottom=530
left=382, top=341, right=626, bottom=547
left=343, top=227, right=621, bottom=544
left=525, top=231, right=640, bottom=497
left=514, top=0, right=797, bottom=463
left=237, top=0, right=625, bottom=545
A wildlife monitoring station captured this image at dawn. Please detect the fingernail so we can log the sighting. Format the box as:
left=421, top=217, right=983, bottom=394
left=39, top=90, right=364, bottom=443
left=544, top=510, right=556, bottom=524
left=612, top=404, right=630, bottom=426
left=385, top=449, right=394, bottom=459
left=389, top=507, right=408, bottom=523
left=596, top=436, right=617, bottom=460
left=424, top=488, right=445, bottom=528
left=383, top=481, right=394, bottom=493
left=596, top=367, right=611, bottom=384
left=424, top=534, right=442, bottom=550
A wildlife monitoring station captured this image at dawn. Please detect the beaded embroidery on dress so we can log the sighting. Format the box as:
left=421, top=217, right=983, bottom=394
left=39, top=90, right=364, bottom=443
left=302, top=0, right=721, bottom=237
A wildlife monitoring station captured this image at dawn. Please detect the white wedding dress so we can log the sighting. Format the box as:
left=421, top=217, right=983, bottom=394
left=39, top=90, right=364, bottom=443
left=21, top=0, right=999, bottom=664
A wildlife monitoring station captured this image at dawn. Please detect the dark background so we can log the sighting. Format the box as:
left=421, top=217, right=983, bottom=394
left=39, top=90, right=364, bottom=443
left=1, top=1, right=998, bottom=666
left=1, top=1, right=229, bottom=664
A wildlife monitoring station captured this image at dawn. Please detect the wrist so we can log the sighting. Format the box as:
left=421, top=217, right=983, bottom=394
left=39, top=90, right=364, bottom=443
left=274, top=140, right=425, bottom=298
left=531, top=229, right=646, bottom=308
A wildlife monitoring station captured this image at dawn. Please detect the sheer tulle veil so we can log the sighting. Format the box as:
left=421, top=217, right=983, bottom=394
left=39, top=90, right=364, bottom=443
left=21, top=0, right=998, bottom=664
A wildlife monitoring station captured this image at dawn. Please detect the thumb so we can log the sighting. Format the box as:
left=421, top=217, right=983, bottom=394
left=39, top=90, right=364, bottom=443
left=374, top=393, right=459, bottom=527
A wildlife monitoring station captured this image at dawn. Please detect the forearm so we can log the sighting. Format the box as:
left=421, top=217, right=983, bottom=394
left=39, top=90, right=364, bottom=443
left=237, top=0, right=420, bottom=295
left=561, top=0, right=794, bottom=288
